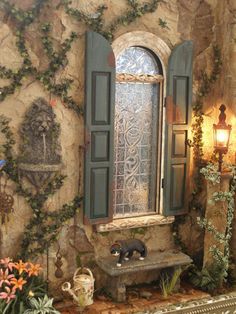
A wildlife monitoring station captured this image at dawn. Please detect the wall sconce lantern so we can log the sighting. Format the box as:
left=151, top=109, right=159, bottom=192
left=213, top=104, right=231, bottom=172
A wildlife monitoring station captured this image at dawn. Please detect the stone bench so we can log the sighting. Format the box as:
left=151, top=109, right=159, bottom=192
left=96, top=249, right=192, bottom=302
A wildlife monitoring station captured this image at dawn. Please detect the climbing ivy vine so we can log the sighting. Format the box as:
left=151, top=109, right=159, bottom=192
left=0, top=0, right=83, bottom=115
left=62, top=0, right=166, bottom=42
left=0, top=0, right=163, bottom=258
left=0, top=115, right=82, bottom=258
left=172, top=45, right=223, bottom=253
left=0, top=0, right=164, bottom=109
left=188, top=163, right=236, bottom=292
left=191, top=45, right=222, bottom=205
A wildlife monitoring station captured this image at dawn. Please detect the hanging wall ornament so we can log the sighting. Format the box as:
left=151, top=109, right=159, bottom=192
left=18, top=98, right=62, bottom=192
left=54, top=246, right=64, bottom=278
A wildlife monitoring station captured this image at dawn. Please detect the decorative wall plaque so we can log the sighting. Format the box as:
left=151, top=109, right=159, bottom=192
left=18, top=98, right=62, bottom=191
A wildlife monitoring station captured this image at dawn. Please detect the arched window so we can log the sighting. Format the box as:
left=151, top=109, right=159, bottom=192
left=114, top=47, right=164, bottom=217
left=84, top=31, right=193, bottom=227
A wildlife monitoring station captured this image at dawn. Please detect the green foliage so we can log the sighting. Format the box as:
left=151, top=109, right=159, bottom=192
left=227, top=259, right=236, bottom=287
left=158, top=18, right=169, bottom=29
left=172, top=45, right=222, bottom=257
left=0, top=258, right=47, bottom=314
left=20, top=194, right=82, bottom=259
left=191, top=45, right=222, bottom=202
left=0, top=115, right=17, bottom=180
left=0, top=0, right=163, bottom=112
left=199, top=163, right=220, bottom=185
left=130, top=227, right=146, bottom=238
left=188, top=264, right=224, bottom=292
left=160, top=268, right=182, bottom=298
left=189, top=164, right=236, bottom=291
left=0, top=0, right=82, bottom=116
left=0, top=0, right=164, bottom=258
left=0, top=116, right=82, bottom=258
left=0, top=0, right=47, bottom=103
left=23, top=295, right=60, bottom=314
left=62, top=0, right=163, bottom=42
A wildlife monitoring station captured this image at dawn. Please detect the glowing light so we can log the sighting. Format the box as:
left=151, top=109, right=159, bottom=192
left=216, top=129, right=229, bottom=146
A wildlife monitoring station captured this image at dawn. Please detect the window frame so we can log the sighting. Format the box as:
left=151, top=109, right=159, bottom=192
left=84, top=31, right=192, bottom=229
left=111, top=32, right=171, bottom=220
left=114, top=72, right=163, bottom=218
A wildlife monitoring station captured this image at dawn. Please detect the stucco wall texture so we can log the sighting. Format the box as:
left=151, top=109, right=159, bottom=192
left=0, top=0, right=235, bottom=292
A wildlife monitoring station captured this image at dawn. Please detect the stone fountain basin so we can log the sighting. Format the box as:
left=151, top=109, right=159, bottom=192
left=19, top=163, right=61, bottom=172
left=18, top=163, right=61, bottom=190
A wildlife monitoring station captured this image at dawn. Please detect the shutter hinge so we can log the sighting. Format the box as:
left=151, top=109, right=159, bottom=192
left=161, top=178, right=164, bottom=189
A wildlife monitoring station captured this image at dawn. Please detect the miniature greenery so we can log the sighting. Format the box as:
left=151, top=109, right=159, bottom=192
left=0, top=0, right=82, bottom=116
left=62, top=0, right=165, bottom=42
left=0, top=0, right=164, bottom=108
left=23, top=295, right=60, bottom=314
left=172, top=45, right=223, bottom=252
left=0, top=0, right=163, bottom=258
left=0, top=114, right=82, bottom=258
left=160, top=267, right=182, bottom=298
left=189, top=164, right=236, bottom=292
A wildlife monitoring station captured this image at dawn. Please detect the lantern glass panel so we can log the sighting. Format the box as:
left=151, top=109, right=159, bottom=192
left=215, top=129, right=230, bottom=148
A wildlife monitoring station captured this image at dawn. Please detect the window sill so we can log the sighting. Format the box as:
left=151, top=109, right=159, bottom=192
left=96, top=214, right=175, bottom=232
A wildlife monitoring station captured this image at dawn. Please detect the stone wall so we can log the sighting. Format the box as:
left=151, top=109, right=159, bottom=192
left=0, top=0, right=235, bottom=294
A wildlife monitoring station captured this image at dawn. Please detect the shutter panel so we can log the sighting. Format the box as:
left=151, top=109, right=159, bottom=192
left=84, top=31, right=115, bottom=224
left=164, top=41, right=193, bottom=216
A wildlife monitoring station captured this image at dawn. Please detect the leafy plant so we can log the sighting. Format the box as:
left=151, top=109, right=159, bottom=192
left=0, top=258, right=46, bottom=314
left=199, top=163, right=220, bottom=185
left=23, top=295, right=60, bottom=314
left=172, top=45, right=222, bottom=257
left=188, top=264, right=224, bottom=292
left=197, top=164, right=236, bottom=287
left=159, top=267, right=182, bottom=298
left=0, top=115, right=82, bottom=259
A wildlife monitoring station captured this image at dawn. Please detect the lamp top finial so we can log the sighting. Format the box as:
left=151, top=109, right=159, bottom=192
left=218, top=104, right=226, bottom=125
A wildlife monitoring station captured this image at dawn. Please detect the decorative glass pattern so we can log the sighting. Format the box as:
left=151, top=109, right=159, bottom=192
left=116, top=47, right=160, bottom=75
left=114, top=82, right=158, bottom=217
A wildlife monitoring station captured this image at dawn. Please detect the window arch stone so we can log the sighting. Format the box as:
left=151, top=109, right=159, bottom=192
left=112, top=31, right=171, bottom=76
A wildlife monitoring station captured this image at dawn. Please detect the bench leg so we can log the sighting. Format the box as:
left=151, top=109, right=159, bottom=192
left=106, top=276, right=126, bottom=302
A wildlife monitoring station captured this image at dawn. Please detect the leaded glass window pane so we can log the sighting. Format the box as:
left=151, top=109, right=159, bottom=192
left=116, top=47, right=160, bottom=75
left=114, top=46, right=162, bottom=217
left=114, top=82, right=158, bottom=217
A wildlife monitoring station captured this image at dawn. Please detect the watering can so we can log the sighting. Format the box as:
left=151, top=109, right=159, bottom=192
left=62, top=267, right=95, bottom=307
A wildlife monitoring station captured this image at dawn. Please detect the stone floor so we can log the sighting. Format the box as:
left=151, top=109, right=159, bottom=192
left=55, top=284, right=209, bottom=314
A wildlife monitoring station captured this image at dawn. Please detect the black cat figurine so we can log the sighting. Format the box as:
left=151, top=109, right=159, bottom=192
left=110, top=239, right=147, bottom=267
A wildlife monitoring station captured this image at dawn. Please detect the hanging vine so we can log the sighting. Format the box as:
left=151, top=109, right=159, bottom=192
left=172, top=45, right=223, bottom=252
left=188, top=164, right=236, bottom=292
left=0, top=0, right=82, bottom=115
left=0, top=0, right=163, bottom=110
left=191, top=45, right=222, bottom=203
left=62, top=0, right=166, bottom=42
left=0, top=0, right=163, bottom=258
left=0, top=115, right=82, bottom=258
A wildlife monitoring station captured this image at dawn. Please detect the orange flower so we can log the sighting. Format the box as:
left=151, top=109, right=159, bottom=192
left=27, top=263, right=42, bottom=277
left=11, top=277, right=27, bottom=291
left=13, top=260, right=28, bottom=275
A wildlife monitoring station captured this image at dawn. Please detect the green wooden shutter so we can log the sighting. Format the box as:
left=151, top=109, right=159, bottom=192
left=164, top=41, right=193, bottom=216
left=84, top=31, right=115, bottom=224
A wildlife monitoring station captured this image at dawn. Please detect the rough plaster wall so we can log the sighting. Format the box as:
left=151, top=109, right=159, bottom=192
left=0, top=0, right=234, bottom=291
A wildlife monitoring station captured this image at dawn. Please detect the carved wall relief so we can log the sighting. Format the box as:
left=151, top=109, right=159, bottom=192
left=18, top=98, right=62, bottom=191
